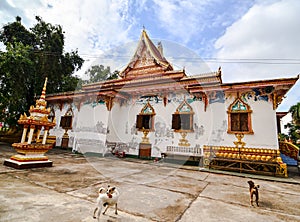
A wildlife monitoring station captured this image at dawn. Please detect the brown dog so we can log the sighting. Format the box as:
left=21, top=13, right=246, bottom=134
left=247, top=180, right=259, bottom=206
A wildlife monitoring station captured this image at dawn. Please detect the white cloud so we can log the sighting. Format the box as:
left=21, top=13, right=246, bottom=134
left=152, top=0, right=207, bottom=44
left=1, top=0, right=135, bottom=55
left=35, top=0, right=134, bottom=55
left=214, top=0, right=300, bottom=111
left=215, top=0, right=300, bottom=79
left=1, top=0, right=139, bottom=77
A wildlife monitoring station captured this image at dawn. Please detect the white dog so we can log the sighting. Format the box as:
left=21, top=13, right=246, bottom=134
left=93, top=185, right=120, bottom=220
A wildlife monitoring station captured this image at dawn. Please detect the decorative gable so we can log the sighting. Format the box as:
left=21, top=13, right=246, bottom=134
left=140, top=101, right=155, bottom=115
left=120, top=30, right=173, bottom=79
left=176, top=99, right=194, bottom=114
left=230, top=98, right=250, bottom=112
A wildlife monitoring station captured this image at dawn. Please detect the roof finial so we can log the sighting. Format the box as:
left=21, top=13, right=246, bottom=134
left=40, top=77, right=48, bottom=100
left=218, top=66, right=222, bottom=75
left=143, top=25, right=145, bottom=31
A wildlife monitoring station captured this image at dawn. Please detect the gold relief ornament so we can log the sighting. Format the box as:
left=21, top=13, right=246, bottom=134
left=233, top=133, right=246, bottom=148
left=141, top=128, right=150, bottom=144
left=178, top=132, right=190, bottom=147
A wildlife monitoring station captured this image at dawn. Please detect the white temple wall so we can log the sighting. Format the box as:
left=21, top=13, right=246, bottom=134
left=48, top=88, right=280, bottom=156
left=249, top=100, right=278, bottom=148
left=204, top=102, right=228, bottom=146
left=71, top=103, right=109, bottom=153
left=108, top=100, right=143, bottom=156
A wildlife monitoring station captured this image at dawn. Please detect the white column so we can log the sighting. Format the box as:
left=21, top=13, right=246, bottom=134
left=27, top=126, right=35, bottom=144
left=42, top=128, right=49, bottom=145
left=36, top=128, right=41, bottom=141
left=21, top=126, right=28, bottom=143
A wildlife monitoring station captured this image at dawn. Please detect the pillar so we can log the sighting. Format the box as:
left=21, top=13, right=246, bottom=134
left=42, top=127, right=49, bottom=145
left=36, top=126, right=42, bottom=142
left=27, top=125, right=35, bottom=144
left=21, top=125, right=28, bottom=143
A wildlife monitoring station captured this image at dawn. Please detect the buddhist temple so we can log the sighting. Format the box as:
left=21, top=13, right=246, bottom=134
left=46, top=30, right=299, bottom=177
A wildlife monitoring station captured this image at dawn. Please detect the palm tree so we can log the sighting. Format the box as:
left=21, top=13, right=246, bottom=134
left=289, top=102, right=300, bottom=126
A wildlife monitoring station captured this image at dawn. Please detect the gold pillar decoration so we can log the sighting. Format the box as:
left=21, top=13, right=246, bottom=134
left=27, top=125, right=35, bottom=144
left=42, top=127, right=49, bottom=145
left=36, top=126, right=42, bottom=142
left=178, top=132, right=190, bottom=146
left=272, top=93, right=284, bottom=110
left=203, top=93, right=208, bottom=112
left=233, top=133, right=246, bottom=148
left=21, top=125, right=28, bottom=143
left=105, top=97, right=114, bottom=111
left=163, top=95, right=168, bottom=107
left=141, top=128, right=150, bottom=144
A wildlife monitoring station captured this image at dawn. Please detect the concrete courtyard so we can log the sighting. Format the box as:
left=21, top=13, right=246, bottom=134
left=0, top=142, right=300, bottom=222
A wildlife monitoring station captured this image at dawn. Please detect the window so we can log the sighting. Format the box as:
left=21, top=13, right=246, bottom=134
left=172, top=99, right=194, bottom=132
left=227, top=98, right=253, bottom=134
left=60, top=107, right=73, bottom=129
left=60, top=116, right=72, bottom=128
left=136, top=101, right=155, bottom=131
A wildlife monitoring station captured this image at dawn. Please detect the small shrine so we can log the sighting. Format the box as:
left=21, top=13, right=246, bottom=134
left=4, top=78, right=56, bottom=169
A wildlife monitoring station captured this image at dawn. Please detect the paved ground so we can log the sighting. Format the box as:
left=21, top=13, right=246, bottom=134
left=0, top=142, right=300, bottom=222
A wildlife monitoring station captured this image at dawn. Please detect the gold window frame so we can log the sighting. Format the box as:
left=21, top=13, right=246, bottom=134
left=227, top=97, right=253, bottom=134
left=136, top=101, right=156, bottom=131
left=172, top=99, right=194, bottom=133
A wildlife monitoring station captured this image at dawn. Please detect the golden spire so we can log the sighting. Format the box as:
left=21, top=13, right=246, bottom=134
left=40, top=77, right=48, bottom=101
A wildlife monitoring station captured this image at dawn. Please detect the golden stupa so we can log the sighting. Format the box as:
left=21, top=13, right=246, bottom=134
left=4, top=78, right=56, bottom=169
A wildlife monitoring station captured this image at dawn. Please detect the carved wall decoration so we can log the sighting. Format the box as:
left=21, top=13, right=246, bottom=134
left=95, top=121, right=107, bottom=134
left=241, top=86, right=274, bottom=103
left=135, top=95, right=163, bottom=105
left=211, top=120, right=227, bottom=143
left=208, top=91, right=225, bottom=104
left=131, top=123, right=138, bottom=135
left=154, top=122, right=174, bottom=138
left=194, top=123, right=204, bottom=139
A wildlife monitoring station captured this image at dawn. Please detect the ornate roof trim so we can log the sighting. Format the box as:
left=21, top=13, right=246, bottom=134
left=119, top=30, right=173, bottom=78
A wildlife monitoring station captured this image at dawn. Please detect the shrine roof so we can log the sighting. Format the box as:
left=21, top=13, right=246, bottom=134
left=119, top=29, right=173, bottom=79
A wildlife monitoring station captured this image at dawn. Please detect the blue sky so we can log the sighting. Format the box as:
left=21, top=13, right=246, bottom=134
left=0, top=0, right=299, bottom=111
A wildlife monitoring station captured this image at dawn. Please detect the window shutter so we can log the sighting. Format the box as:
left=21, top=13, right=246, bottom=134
left=231, top=113, right=239, bottom=131
left=60, top=116, right=66, bottom=127
left=181, top=114, right=191, bottom=130
left=172, top=114, right=181, bottom=130
left=136, top=115, right=143, bottom=129
left=240, top=113, right=248, bottom=131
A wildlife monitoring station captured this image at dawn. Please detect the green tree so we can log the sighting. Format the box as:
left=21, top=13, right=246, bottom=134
left=0, top=42, right=34, bottom=127
left=289, top=102, right=300, bottom=126
left=107, top=70, right=120, bottom=80
left=0, top=16, right=84, bottom=127
left=284, top=102, right=300, bottom=145
left=84, top=64, right=119, bottom=83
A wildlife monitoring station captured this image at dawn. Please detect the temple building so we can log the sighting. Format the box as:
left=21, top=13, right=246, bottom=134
left=46, top=30, right=299, bottom=177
